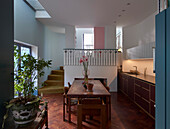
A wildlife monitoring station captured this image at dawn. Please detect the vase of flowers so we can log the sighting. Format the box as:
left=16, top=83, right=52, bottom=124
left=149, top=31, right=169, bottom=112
left=80, top=56, right=89, bottom=86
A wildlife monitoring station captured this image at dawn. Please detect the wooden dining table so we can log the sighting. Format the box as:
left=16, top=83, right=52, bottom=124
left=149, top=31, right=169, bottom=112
left=67, top=80, right=111, bottom=123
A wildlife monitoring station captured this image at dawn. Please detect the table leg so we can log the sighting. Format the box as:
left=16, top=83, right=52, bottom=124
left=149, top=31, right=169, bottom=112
left=105, top=96, right=109, bottom=122
left=109, top=95, right=111, bottom=120
left=68, top=97, right=71, bottom=123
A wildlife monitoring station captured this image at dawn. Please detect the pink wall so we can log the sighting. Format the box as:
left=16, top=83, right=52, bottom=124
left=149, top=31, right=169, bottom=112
left=94, top=27, right=105, bottom=49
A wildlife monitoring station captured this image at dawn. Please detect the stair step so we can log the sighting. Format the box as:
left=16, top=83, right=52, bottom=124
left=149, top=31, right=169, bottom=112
left=60, top=66, right=64, bottom=70
left=51, top=70, right=64, bottom=75
left=45, top=80, right=64, bottom=86
left=48, top=75, right=64, bottom=80
left=38, top=86, right=64, bottom=94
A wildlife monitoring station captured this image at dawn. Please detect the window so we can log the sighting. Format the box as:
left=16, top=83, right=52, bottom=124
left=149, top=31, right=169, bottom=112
left=116, top=27, right=123, bottom=51
left=83, top=33, right=94, bottom=49
left=14, top=42, right=32, bottom=96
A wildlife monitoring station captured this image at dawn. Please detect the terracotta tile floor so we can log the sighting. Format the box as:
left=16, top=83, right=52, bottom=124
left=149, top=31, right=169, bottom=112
left=43, top=92, right=155, bottom=129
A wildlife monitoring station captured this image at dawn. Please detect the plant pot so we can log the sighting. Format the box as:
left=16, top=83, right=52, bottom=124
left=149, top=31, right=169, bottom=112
left=11, top=100, right=39, bottom=125
left=87, top=83, right=94, bottom=92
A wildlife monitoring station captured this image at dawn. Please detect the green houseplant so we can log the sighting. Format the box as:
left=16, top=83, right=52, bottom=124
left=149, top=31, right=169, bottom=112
left=2, top=46, right=52, bottom=128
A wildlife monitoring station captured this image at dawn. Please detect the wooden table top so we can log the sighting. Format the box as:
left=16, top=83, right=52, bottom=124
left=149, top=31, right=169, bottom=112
left=67, top=80, right=111, bottom=97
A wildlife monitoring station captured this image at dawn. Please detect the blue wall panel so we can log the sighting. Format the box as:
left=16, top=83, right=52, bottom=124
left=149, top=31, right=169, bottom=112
left=166, top=7, right=170, bottom=129
left=156, top=11, right=166, bottom=129
left=0, top=0, right=14, bottom=126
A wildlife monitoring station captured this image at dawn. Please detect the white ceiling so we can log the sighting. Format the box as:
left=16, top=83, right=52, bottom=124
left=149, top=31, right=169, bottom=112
left=38, top=0, right=157, bottom=28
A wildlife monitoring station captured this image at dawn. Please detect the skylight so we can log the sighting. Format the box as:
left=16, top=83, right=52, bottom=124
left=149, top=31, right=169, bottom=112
left=24, top=0, right=51, bottom=18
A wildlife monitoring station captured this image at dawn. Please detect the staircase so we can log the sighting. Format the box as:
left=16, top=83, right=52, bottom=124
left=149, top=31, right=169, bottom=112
left=38, top=66, right=64, bottom=95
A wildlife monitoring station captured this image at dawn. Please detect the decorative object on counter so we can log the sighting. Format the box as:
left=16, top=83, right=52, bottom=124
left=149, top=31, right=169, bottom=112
left=87, top=83, right=94, bottom=92
left=1, top=46, right=52, bottom=128
left=118, top=65, right=122, bottom=72
left=129, top=70, right=140, bottom=75
left=80, top=56, right=89, bottom=86
left=144, top=67, right=147, bottom=76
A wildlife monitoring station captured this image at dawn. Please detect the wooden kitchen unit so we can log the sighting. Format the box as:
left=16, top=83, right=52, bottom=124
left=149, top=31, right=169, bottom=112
left=118, top=72, right=155, bottom=119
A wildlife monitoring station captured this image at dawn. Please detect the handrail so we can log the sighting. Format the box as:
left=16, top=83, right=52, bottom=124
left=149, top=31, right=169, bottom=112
left=63, top=48, right=118, bottom=51
left=63, top=49, right=117, bottom=66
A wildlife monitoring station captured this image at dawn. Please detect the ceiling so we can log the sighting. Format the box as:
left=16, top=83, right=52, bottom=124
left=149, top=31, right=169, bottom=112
left=38, top=0, right=157, bottom=28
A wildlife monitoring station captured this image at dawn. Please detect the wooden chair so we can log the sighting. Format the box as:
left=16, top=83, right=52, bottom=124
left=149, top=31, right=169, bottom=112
left=103, top=80, right=110, bottom=92
left=63, top=82, right=77, bottom=121
left=77, top=98, right=106, bottom=129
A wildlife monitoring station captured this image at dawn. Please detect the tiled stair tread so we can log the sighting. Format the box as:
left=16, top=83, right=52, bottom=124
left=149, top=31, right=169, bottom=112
left=39, top=86, right=64, bottom=90
left=52, top=70, right=64, bottom=72
left=38, top=86, right=64, bottom=94
left=51, top=70, right=64, bottom=75
left=42, top=67, right=64, bottom=94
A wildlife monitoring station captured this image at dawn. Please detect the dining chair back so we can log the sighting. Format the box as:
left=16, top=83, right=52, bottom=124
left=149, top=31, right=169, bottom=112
left=77, top=98, right=106, bottom=129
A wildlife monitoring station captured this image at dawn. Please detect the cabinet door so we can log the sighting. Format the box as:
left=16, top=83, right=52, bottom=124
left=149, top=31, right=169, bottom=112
left=135, top=79, right=150, bottom=101
left=118, top=73, right=123, bottom=91
left=135, top=94, right=150, bottom=113
left=128, top=77, right=134, bottom=100
left=150, top=101, right=155, bottom=118
left=124, top=78, right=128, bottom=95
left=150, top=85, right=155, bottom=102
left=134, top=79, right=150, bottom=113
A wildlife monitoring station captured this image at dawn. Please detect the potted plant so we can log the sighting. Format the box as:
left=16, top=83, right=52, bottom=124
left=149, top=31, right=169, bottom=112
left=2, top=46, right=52, bottom=128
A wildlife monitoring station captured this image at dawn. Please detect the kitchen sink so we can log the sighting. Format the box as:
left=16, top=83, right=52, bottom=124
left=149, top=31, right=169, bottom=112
left=124, top=71, right=140, bottom=75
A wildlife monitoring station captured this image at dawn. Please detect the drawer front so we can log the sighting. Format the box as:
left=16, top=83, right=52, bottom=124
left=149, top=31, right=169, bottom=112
left=135, top=79, right=149, bottom=90
left=150, top=85, right=155, bottom=101
left=135, top=84, right=149, bottom=101
left=135, top=84, right=142, bottom=96
left=128, top=91, right=134, bottom=100
left=135, top=94, right=150, bottom=113
left=150, top=101, right=155, bottom=118
left=141, top=88, right=149, bottom=101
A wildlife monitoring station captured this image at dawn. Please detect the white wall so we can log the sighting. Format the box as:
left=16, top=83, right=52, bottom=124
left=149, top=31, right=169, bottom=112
left=43, top=27, right=65, bottom=83
left=65, top=26, right=75, bottom=48
left=75, top=28, right=94, bottom=49
left=64, top=66, right=117, bottom=92
left=105, top=25, right=116, bottom=49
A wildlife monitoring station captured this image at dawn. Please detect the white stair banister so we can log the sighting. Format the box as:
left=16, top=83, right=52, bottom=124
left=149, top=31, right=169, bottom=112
left=63, top=49, right=117, bottom=66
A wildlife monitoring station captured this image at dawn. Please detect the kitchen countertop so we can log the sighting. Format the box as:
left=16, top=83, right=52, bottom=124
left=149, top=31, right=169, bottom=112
left=122, top=72, right=155, bottom=85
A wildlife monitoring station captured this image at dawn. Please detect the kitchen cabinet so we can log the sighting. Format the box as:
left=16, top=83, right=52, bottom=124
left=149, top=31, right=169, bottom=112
left=119, top=73, right=128, bottom=95
left=150, top=84, right=155, bottom=118
left=128, top=76, right=134, bottom=101
left=134, top=79, right=150, bottom=113
left=122, top=74, right=128, bottom=95
left=126, top=42, right=155, bottom=60
left=118, top=72, right=155, bottom=119
left=118, top=72, right=123, bottom=91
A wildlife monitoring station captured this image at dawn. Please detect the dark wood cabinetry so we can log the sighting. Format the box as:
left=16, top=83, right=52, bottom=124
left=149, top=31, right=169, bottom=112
left=134, top=80, right=150, bottom=113
left=118, top=72, right=155, bottom=119
left=128, top=76, right=134, bottom=101
left=150, top=84, right=155, bottom=118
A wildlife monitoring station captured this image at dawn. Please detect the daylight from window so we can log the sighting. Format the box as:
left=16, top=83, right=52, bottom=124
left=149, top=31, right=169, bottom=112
left=83, top=33, right=94, bottom=49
